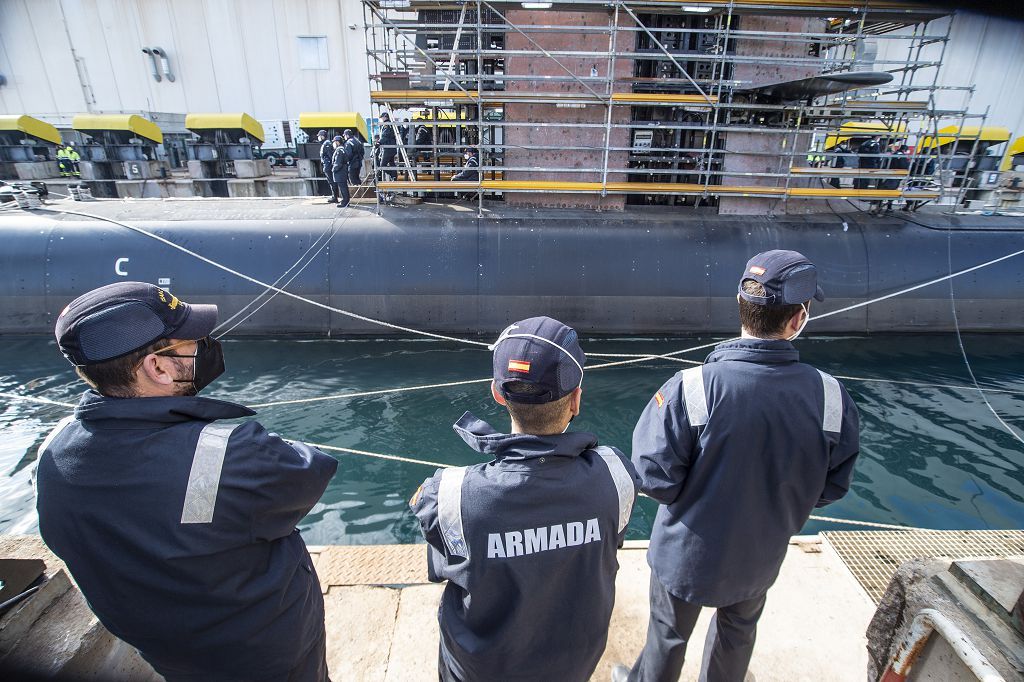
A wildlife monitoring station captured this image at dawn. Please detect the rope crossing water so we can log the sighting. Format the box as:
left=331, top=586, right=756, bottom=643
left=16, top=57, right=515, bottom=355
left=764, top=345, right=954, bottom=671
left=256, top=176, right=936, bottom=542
left=6, top=203, right=1024, bottom=533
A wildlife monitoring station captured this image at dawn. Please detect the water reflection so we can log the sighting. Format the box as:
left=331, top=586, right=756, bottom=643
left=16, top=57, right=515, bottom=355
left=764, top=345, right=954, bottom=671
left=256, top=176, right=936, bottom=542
left=1, top=334, right=1021, bottom=543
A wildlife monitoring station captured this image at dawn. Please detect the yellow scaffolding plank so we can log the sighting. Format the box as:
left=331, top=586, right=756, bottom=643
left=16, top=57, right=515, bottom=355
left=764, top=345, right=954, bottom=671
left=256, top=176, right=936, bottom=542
left=843, top=100, right=929, bottom=110
left=789, top=167, right=909, bottom=176
left=610, top=93, right=718, bottom=104
left=72, top=114, right=163, bottom=144
left=298, top=113, right=370, bottom=141
left=185, top=113, right=265, bottom=142
left=0, top=114, right=62, bottom=146
left=378, top=179, right=941, bottom=200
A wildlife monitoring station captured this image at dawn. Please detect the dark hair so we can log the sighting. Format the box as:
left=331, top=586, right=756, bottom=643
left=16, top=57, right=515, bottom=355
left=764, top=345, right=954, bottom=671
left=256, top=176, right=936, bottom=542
left=502, top=381, right=573, bottom=435
left=75, top=338, right=172, bottom=397
left=738, top=280, right=804, bottom=338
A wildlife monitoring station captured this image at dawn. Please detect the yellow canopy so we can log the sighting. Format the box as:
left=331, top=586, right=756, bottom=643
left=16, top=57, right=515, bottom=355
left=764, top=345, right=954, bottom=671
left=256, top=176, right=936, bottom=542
left=298, top=112, right=369, bottom=141
left=72, top=114, right=163, bottom=144
left=184, top=113, right=265, bottom=142
left=824, top=122, right=907, bottom=150
left=1000, top=136, right=1024, bottom=171
left=0, top=115, right=62, bottom=145
left=918, top=125, right=1012, bottom=151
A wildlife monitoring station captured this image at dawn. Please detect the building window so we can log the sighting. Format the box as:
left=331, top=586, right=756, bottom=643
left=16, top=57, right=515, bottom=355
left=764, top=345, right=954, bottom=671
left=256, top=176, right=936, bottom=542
left=297, top=36, right=329, bottom=70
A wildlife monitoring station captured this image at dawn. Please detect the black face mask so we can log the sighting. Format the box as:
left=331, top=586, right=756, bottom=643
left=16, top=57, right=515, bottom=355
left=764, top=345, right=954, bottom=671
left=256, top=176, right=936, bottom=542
left=165, top=337, right=225, bottom=395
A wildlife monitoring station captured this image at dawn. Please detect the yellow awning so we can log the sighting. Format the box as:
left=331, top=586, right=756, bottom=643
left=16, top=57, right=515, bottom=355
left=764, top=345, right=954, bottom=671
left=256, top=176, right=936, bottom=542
left=298, top=112, right=369, bottom=141
left=184, top=113, right=265, bottom=142
left=1000, top=136, right=1024, bottom=171
left=72, top=114, right=163, bottom=144
left=0, top=115, right=62, bottom=145
left=918, top=125, right=1012, bottom=151
left=824, top=122, right=907, bottom=150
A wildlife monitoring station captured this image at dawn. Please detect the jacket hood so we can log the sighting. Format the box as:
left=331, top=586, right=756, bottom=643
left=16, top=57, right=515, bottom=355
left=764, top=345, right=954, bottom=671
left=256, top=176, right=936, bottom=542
left=453, top=411, right=598, bottom=461
left=705, top=338, right=799, bottom=365
left=74, top=390, right=255, bottom=426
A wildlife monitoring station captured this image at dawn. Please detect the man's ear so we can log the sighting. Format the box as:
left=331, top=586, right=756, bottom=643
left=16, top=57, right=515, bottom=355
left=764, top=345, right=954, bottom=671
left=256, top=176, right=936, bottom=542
left=785, top=305, right=807, bottom=334
left=139, top=353, right=176, bottom=386
left=491, top=380, right=507, bottom=406
left=569, top=387, right=582, bottom=417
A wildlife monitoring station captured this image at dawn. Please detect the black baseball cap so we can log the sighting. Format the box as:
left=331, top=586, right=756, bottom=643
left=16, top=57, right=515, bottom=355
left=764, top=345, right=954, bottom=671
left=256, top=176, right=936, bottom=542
left=738, top=250, right=825, bottom=306
left=490, top=316, right=585, bottom=405
left=317, top=129, right=328, bottom=137
left=55, top=282, right=218, bottom=366
left=332, top=135, right=343, bottom=142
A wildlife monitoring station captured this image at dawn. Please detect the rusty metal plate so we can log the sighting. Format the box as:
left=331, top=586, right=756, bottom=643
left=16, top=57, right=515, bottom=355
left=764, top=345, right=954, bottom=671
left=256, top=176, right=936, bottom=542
left=314, top=544, right=429, bottom=591
left=823, top=530, right=1024, bottom=604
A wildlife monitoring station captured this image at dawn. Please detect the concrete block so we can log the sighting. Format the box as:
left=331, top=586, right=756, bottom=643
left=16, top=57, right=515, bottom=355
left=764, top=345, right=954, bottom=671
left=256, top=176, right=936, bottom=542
left=166, top=179, right=200, bottom=198
left=227, top=179, right=268, bottom=198
left=187, top=159, right=211, bottom=179
left=297, top=158, right=319, bottom=178
left=115, top=180, right=169, bottom=199
left=267, top=178, right=314, bottom=197
left=14, top=161, right=60, bottom=181
left=234, top=159, right=272, bottom=178
left=78, top=161, right=107, bottom=181
left=122, top=160, right=169, bottom=180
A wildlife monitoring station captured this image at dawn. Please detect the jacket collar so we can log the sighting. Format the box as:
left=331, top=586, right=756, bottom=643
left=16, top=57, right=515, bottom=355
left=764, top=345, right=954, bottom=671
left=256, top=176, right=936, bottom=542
left=705, top=337, right=799, bottom=365
left=453, top=411, right=598, bottom=461
left=74, top=390, right=255, bottom=426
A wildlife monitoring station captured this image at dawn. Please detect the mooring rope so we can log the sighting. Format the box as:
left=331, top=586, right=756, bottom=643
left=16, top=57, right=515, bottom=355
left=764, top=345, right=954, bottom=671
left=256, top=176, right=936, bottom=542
left=33, top=206, right=493, bottom=348
left=309, top=441, right=926, bottom=531
left=4, top=203, right=1022, bottom=534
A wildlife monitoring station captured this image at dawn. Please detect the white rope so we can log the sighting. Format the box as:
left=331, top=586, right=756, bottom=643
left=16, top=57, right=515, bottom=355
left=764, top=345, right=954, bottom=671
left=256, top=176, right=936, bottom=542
left=35, top=206, right=492, bottom=348
left=945, top=232, right=1024, bottom=445
left=249, top=377, right=492, bottom=408
left=810, top=246, right=1024, bottom=322
left=0, top=390, right=965, bottom=532
left=310, top=440, right=924, bottom=530
left=213, top=174, right=380, bottom=339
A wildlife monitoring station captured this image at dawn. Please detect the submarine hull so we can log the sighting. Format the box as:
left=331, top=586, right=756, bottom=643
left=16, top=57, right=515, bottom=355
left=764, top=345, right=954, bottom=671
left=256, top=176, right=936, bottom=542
left=1, top=206, right=1022, bottom=336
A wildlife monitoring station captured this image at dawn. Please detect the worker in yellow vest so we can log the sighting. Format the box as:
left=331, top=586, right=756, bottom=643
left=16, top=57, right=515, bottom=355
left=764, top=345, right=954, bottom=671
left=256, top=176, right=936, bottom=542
left=57, top=144, right=82, bottom=178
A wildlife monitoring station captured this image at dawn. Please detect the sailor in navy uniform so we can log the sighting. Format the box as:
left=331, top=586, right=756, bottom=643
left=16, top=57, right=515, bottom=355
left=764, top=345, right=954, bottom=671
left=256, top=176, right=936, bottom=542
left=411, top=316, right=641, bottom=682
left=615, top=250, right=860, bottom=682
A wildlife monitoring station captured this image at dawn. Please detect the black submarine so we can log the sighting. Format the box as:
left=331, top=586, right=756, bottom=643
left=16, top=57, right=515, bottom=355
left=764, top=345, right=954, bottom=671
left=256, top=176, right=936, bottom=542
left=1, top=200, right=1021, bottom=337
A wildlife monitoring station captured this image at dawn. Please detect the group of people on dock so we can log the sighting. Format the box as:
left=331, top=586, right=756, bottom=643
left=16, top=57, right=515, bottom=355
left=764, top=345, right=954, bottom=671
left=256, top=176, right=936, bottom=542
left=35, top=249, right=859, bottom=682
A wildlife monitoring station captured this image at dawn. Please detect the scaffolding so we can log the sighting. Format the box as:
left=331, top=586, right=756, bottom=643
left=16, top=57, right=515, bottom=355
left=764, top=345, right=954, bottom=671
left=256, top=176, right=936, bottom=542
left=362, top=0, right=981, bottom=214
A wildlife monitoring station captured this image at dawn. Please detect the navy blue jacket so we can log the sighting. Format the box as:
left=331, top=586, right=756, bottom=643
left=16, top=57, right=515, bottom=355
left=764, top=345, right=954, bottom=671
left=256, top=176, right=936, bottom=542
left=451, top=155, right=479, bottom=182
left=318, top=138, right=333, bottom=173
left=411, top=412, right=640, bottom=682
left=330, top=144, right=350, bottom=184
left=345, top=137, right=364, bottom=167
left=632, top=339, right=859, bottom=607
left=36, top=391, right=338, bottom=681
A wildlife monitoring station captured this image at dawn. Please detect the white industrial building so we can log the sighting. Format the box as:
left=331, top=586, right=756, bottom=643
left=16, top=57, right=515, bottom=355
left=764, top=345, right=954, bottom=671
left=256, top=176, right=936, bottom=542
left=0, top=2, right=1022, bottom=149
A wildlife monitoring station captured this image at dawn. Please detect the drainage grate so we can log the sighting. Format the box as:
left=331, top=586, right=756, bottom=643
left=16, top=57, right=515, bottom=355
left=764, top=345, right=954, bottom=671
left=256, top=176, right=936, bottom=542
left=823, top=530, right=1024, bottom=604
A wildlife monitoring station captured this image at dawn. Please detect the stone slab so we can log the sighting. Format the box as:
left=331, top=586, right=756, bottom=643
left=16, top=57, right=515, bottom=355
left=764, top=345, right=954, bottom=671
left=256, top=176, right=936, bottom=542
left=324, top=586, right=400, bottom=682
left=297, top=158, right=319, bottom=179
left=383, top=584, right=444, bottom=682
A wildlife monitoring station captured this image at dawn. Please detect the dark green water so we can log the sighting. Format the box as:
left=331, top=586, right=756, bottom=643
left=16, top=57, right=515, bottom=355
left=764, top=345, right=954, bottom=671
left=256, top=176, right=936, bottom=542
left=1, top=334, right=1022, bottom=544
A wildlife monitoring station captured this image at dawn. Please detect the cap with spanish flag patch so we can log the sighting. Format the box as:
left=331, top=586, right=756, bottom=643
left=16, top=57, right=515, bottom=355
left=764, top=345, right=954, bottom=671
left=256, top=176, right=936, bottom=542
left=738, top=249, right=825, bottom=306
left=490, top=316, right=585, bottom=405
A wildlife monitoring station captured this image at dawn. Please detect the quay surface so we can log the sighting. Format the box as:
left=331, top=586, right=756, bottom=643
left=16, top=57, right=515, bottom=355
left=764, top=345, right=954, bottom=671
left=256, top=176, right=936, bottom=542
left=0, top=534, right=874, bottom=681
